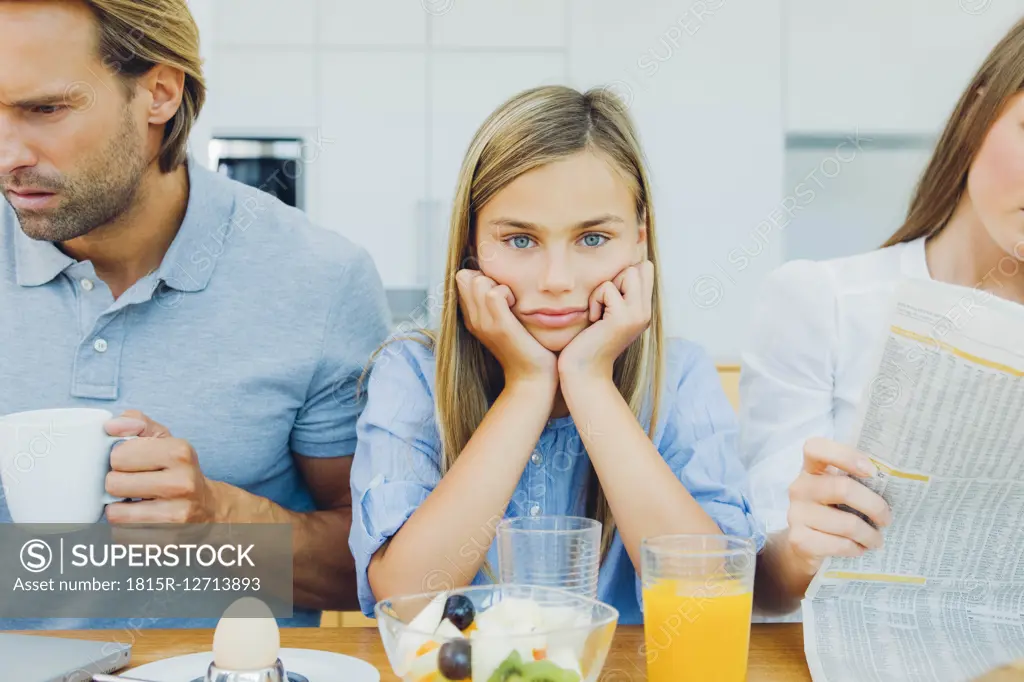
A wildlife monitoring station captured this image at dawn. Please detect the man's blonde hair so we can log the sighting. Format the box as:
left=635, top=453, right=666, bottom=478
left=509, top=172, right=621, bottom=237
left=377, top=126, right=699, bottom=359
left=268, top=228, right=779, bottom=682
left=85, top=0, right=206, bottom=172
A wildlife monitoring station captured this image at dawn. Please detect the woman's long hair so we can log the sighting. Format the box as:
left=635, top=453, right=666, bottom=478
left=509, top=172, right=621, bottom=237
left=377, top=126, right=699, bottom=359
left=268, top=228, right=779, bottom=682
left=884, top=16, right=1024, bottom=246
left=411, top=85, right=666, bottom=557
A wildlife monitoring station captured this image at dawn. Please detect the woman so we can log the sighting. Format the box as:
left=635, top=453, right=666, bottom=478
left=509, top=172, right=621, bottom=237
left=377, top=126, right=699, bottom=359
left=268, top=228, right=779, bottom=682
left=744, top=17, right=1024, bottom=614
left=348, top=85, right=763, bottom=624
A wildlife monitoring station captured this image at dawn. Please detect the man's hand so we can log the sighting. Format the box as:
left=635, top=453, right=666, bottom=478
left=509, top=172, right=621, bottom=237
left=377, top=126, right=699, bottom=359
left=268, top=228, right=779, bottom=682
left=102, top=410, right=222, bottom=524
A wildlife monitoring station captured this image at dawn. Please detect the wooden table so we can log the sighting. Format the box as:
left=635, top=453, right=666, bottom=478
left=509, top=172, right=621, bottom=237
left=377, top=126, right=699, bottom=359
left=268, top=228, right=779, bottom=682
left=29, top=624, right=811, bottom=681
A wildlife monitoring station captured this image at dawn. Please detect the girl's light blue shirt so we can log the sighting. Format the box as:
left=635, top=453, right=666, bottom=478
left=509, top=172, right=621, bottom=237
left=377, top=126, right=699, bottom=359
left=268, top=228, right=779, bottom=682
left=349, top=337, right=765, bottom=624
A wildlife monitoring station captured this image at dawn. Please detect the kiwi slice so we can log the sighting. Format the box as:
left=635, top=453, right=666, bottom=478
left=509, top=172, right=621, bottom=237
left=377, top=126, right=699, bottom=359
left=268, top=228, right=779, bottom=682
left=521, top=659, right=581, bottom=682
left=487, top=651, right=526, bottom=682
left=485, top=652, right=581, bottom=682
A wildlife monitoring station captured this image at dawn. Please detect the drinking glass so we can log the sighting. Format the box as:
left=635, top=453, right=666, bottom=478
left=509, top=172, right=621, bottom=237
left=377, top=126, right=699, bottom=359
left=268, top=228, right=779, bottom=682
left=641, top=534, right=756, bottom=682
left=496, top=516, right=601, bottom=598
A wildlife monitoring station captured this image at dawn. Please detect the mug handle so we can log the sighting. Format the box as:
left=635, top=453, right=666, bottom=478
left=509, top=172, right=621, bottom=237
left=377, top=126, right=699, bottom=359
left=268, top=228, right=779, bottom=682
left=101, top=435, right=137, bottom=506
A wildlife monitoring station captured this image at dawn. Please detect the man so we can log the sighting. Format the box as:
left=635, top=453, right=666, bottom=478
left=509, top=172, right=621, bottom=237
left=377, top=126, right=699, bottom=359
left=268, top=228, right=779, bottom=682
left=0, top=0, right=392, bottom=628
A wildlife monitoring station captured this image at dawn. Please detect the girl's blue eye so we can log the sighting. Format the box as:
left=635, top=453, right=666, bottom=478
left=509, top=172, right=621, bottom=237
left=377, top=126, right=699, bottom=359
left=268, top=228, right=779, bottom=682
left=510, top=236, right=533, bottom=249
left=581, top=234, right=607, bottom=247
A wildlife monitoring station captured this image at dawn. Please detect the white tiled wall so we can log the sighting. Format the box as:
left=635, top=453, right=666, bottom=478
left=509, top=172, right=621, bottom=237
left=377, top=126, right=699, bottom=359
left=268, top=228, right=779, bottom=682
left=430, top=1, right=568, bottom=49
left=213, top=0, right=317, bottom=47
left=567, top=0, right=785, bottom=358
left=192, top=0, right=1019, bottom=358
left=201, top=0, right=573, bottom=295
left=785, top=0, right=1024, bottom=133
left=194, top=0, right=786, bottom=358
left=429, top=53, right=568, bottom=210
left=318, top=1, right=427, bottom=47
left=318, top=52, right=428, bottom=286
left=206, top=50, right=319, bottom=130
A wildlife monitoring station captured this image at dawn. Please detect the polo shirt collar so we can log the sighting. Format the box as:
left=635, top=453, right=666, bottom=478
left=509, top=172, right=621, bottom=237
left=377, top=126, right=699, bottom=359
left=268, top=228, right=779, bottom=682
left=13, top=215, right=75, bottom=286
left=155, top=158, right=237, bottom=293
left=11, top=157, right=236, bottom=293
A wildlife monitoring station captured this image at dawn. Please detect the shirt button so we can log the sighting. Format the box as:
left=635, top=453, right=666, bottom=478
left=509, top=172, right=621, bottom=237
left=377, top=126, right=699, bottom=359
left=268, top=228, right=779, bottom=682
left=531, top=452, right=542, bottom=466
left=80, top=278, right=94, bottom=292
left=529, top=504, right=541, bottom=517
left=93, top=338, right=108, bottom=353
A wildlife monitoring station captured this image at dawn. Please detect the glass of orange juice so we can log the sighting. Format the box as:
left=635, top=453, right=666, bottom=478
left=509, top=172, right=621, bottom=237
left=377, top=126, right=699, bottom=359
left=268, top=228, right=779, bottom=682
left=641, top=534, right=756, bottom=682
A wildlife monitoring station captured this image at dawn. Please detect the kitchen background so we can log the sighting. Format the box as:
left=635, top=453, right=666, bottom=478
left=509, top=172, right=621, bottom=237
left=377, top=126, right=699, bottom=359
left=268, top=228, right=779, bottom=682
left=183, top=0, right=1023, bottom=363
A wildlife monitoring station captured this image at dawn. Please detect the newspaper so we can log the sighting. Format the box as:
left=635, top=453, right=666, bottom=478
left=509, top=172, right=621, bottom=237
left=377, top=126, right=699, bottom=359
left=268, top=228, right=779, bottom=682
left=802, top=277, right=1024, bottom=682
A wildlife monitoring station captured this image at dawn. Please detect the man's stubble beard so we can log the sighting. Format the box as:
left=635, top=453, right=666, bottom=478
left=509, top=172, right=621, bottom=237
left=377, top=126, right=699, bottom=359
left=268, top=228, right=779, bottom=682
left=11, top=106, right=149, bottom=243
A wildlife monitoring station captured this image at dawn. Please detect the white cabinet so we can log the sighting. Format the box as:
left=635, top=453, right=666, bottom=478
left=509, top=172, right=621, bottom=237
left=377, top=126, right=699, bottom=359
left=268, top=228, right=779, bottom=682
left=206, top=50, right=318, bottom=130
left=318, top=0, right=427, bottom=47
left=202, top=3, right=573, bottom=296
left=418, top=53, right=566, bottom=300
left=430, top=0, right=567, bottom=48
left=319, top=53, right=429, bottom=288
left=212, top=0, right=316, bottom=46
left=567, top=0, right=785, bottom=359
left=786, top=0, right=1024, bottom=133
left=428, top=53, right=567, bottom=213
left=783, top=144, right=932, bottom=262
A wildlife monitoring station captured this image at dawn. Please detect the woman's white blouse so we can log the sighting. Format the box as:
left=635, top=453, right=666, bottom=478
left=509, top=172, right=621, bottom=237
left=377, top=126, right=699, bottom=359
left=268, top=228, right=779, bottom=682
left=738, top=237, right=931, bottom=534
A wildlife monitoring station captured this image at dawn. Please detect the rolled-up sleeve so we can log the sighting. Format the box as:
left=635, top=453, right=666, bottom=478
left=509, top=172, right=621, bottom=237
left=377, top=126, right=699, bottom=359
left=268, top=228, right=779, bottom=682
left=659, top=341, right=766, bottom=551
left=349, top=339, right=442, bottom=615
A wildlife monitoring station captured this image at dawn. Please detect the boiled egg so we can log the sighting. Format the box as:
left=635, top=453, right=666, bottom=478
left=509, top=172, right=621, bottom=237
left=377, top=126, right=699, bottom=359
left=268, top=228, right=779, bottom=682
left=212, top=596, right=281, bottom=670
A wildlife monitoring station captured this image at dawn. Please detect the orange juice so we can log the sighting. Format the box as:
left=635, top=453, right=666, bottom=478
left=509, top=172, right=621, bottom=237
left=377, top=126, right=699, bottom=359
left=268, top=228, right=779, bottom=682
left=643, top=579, right=753, bottom=682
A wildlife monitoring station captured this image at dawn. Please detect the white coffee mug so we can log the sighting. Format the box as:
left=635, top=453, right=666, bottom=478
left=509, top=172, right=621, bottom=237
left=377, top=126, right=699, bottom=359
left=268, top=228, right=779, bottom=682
left=0, top=408, right=132, bottom=524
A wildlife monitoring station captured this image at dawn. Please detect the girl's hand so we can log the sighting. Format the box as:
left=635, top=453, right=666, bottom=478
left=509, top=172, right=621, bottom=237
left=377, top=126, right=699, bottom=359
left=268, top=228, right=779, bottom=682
left=456, top=269, right=558, bottom=388
left=557, top=260, right=654, bottom=383
left=785, top=437, right=892, bottom=575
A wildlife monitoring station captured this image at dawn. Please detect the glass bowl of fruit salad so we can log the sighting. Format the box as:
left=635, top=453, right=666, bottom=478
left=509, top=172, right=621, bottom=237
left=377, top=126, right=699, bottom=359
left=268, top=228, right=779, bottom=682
left=374, top=584, right=619, bottom=682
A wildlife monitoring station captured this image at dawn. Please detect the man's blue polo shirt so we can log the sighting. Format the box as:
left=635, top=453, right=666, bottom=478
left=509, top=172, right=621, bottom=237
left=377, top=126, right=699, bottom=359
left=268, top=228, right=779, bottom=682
left=0, top=160, right=392, bottom=629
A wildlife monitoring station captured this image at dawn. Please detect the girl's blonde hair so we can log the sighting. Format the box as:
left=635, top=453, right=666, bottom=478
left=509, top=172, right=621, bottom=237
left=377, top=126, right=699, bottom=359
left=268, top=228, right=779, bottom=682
left=84, top=0, right=206, bottom=173
left=884, top=16, right=1024, bottom=247
left=414, top=85, right=666, bottom=557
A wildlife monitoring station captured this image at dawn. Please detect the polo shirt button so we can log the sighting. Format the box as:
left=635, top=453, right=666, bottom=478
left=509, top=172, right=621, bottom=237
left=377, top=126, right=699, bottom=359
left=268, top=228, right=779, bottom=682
left=93, top=338, right=108, bottom=353
left=80, top=278, right=94, bottom=292
left=529, top=504, right=541, bottom=517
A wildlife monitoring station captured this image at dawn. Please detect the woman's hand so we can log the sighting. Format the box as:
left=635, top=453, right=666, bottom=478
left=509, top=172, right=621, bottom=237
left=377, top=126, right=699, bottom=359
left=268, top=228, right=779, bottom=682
left=558, top=260, right=654, bottom=383
left=785, top=437, right=893, bottom=575
left=456, top=269, right=558, bottom=388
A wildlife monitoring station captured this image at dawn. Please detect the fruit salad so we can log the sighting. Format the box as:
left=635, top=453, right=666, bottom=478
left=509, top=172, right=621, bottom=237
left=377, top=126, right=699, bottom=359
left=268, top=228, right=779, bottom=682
left=392, top=592, right=593, bottom=682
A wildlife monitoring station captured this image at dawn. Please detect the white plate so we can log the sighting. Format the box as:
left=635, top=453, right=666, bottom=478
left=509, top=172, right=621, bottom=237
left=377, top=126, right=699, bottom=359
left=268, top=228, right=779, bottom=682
left=122, top=648, right=380, bottom=682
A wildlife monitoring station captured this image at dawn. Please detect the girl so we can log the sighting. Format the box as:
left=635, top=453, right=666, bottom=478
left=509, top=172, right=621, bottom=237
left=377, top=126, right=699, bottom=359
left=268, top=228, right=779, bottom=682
left=743, top=17, right=1024, bottom=614
left=349, top=85, right=763, bottom=624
